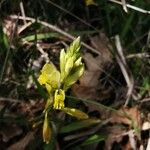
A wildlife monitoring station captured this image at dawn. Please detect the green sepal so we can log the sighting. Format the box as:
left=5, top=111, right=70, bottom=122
left=60, top=49, right=66, bottom=81
left=65, top=57, right=74, bottom=77
left=62, top=107, right=89, bottom=120
left=63, top=65, right=84, bottom=91
left=67, top=37, right=81, bottom=55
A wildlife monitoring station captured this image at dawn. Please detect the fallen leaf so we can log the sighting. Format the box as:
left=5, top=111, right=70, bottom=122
left=0, top=124, right=22, bottom=143
left=90, top=33, right=113, bottom=65
left=111, top=107, right=141, bottom=129
left=72, top=33, right=113, bottom=101
left=7, top=132, right=34, bottom=150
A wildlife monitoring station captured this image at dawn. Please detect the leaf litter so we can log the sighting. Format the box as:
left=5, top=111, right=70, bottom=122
left=0, top=11, right=150, bottom=149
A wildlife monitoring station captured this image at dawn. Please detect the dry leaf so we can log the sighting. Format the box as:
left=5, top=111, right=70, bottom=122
left=111, top=107, right=141, bottom=128
left=0, top=124, right=22, bottom=143
left=72, top=33, right=113, bottom=101
left=90, top=33, right=113, bottom=65
left=7, top=132, right=34, bottom=150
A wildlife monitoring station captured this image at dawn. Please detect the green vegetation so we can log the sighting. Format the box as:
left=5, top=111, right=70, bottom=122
left=0, top=0, right=149, bottom=149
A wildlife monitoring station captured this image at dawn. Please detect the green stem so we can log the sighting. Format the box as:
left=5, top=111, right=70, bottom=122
left=66, top=95, right=118, bottom=113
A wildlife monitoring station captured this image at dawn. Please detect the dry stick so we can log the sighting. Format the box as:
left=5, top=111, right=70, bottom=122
left=121, top=0, right=128, bottom=13
left=36, top=43, right=49, bottom=63
left=128, top=130, right=136, bottom=150
left=18, top=21, right=33, bottom=34
left=19, top=1, right=27, bottom=24
left=10, top=15, right=100, bottom=55
left=126, top=52, right=150, bottom=59
left=109, top=0, right=150, bottom=14
left=140, top=98, right=150, bottom=103
left=147, top=30, right=150, bottom=46
left=130, top=31, right=149, bottom=47
left=0, top=97, right=25, bottom=103
left=146, top=138, right=150, bottom=150
left=115, top=35, right=134, bottom=107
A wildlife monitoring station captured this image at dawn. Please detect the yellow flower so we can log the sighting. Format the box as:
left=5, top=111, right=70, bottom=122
left=53, top=89, right=65, bottom=109
left=38, top=63, right=60, bottom=93
left=43, top=112, right=52, bottom=144
left=53, top=89, right=89, bottom=120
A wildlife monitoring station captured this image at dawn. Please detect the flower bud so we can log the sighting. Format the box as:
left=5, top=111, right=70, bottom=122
left=43, top=112, right=51, bottom=144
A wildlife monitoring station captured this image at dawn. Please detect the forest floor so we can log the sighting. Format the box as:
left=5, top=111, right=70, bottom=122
left=0, top=0, right=150, bottom=150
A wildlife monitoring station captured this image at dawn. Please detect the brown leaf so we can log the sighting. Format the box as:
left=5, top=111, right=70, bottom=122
left=7, top=132, right=34, bottom=150
left=104, top=129, right=136, bottom=150
left=111, top=107, right=141, bottom=129
left=72, top=84, right=98, bottom=100
left=104, top=126, right=127, bottom=150
left=72, top=33, right=113, bottom=101
left=80, top=70, right=100, bottom=88
left=90, top=33, right=113, bottom=65
left=0, top=124, right=22, bottom=143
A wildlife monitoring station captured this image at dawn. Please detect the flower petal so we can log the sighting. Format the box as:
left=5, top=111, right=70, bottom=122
left=38, top=63, right=60, bottom=91
left=53, top=89, right=65, bottom=109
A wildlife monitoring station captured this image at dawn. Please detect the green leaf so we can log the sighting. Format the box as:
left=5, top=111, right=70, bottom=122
left=22, top=32, right=60, bottom=42
left=0, top=24, right=9, bottom=52
left=62, top=107, right=88, bottom=120
left=81, top=134, right=105, bottom=146
left=60, top=118, right=101, bottom=133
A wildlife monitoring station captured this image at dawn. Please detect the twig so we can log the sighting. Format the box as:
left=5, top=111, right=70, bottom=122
left=0, top=97, right=24, bottom=103
left=18, top=21, right=33, bottom=34
left=36, top=43, right=49, bottom=63
left=147, top=30, right=150, bottom=46
left=10, top=15, right=101, bottom=55
left=115, top=35, right=134, bottom=107
left=140, top=98, right=150, bottom=103
left=19, top=1, right=27, bottom=24
left=146, top=138, right=150, bottom=150
left=128, top=130, right=136, bottom=150
left=126, top=52, right=150, bottom=59
left=109, top=0, right=150, bottom=14
left=121, top=0, right=128, bottom=13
